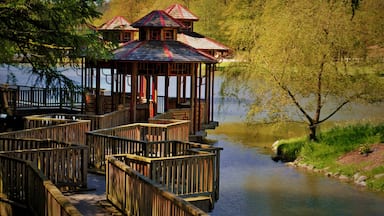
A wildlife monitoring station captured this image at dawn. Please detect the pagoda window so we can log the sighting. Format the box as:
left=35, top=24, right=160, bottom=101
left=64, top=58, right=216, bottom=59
left=120, top=32, right=131, bottom=42
left=150, top=29, right=161, bottom=40
left=163, top=29, right=174, bottom=40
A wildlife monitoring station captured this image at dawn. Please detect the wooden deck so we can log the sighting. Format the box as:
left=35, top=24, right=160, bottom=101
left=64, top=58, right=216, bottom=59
left=0, top=105, right=222, bottom=215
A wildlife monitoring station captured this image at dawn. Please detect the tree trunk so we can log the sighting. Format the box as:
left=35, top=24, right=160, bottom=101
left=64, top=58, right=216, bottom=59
left=309, top=124, right=318, bottom=141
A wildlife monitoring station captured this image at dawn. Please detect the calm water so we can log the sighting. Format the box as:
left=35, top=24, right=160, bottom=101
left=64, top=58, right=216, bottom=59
left=2, top=65, right=384, bottom=215
left=208, top=132, right=384, bottom=216
left=208, top=79, right=384, bottom=215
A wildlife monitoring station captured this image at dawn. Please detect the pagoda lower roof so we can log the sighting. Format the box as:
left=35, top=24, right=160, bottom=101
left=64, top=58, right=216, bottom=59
left=112, top=40, right=217, bottom=63
left=178, top=31, right=230, bottom=51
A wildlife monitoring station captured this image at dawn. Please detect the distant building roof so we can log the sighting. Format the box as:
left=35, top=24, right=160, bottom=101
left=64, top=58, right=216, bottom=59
left=131, top=10, right=185, bottom=28
left=112, top=40, right=216, bottom=63
left=178, top=31, right=230, bottom=51
left=164, top=4, right=199, bottom=21
left=99, top=16, right=137, bottom=31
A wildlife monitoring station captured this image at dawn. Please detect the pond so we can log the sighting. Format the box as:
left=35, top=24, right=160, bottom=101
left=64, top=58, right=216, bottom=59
left=208, top=130, right=384, bottom=216
left=208, top=76, right=384, bottom=215
left=2, top=65, right=384, bottom=215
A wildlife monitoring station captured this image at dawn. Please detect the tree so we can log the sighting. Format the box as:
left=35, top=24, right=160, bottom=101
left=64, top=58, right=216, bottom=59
left=0, top=0, right=109, bottom=88
left=221, top=0, right=384, bottom=140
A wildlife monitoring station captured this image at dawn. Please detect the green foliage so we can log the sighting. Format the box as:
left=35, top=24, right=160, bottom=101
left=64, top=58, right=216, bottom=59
left=278, top=123, right=384, bottom=164
left=0, top=0, right=109, bottom=89
left=276, top=138, right=307, bottom=162
left=219, top=0, right=384, bottom=139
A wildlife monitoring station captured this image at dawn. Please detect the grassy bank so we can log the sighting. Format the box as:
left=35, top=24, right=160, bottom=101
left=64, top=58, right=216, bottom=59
left=276, top=123, right=384, bottom=191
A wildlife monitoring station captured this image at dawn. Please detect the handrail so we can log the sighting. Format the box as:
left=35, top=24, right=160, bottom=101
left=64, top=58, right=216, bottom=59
left=106, top=156, right=208, bottom=216
left=0, top=155, right=82, bottom=215
left=0, top=119, right=90, bottom=145
left=0, top=140, right=88, bottom=190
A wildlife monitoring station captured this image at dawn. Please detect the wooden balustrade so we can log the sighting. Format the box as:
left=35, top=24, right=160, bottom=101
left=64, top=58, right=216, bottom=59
left=0, top=155, right=82, bottom=216
left=0, top=137, right=67, bottom=152
left=114, top=152, right=215, bottom=199
left=6, top=85, right=82, bottom=110
left=106, top=156, right=208, bottom=216
left=87, top=133, right=145, bottom=169
left=0, top=119, right=90, bottom=145
left=0, top=141, right=88, bottom=190
left=26, top=108, right=131, bottom=131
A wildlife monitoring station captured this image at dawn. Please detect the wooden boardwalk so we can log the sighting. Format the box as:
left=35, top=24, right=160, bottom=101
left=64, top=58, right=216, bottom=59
left=0, top=106, right=221, bottom=215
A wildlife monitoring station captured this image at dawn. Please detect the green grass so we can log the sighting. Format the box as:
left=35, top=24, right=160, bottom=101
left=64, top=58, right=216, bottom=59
left=277, top=123, right=384, bottom=191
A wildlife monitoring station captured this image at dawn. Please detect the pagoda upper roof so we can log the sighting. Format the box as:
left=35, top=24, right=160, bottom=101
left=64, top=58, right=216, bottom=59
left=164, top=4, right=199, bottom=21
left=99, top=16, right=137, bottom=31
left=131, top=10, right=185, bottom=28
left=178, top=31, right=230, bottom=51
left=112, top=40, right=217, bottom=63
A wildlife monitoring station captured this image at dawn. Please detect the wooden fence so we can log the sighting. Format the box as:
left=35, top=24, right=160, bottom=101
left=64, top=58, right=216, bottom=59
left=113, top=152, right=215, bottom=200
left=24, top=108, right=131, bottom=131
left=0, top=155, right=82, bottom=216
left=91, top=120, right=190, bottom=141
left=0, top=119, right=90, bottom=145
left=3, top=85, right=82, bottom=110
left=106, top=156, right=208, bottom=216
left=86, top=120, right=190, bottom=169
left=0, top=138, right=88, bottom=190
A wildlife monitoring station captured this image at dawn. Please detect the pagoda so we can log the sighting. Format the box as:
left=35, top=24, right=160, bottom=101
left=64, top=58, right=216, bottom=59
left=83, top=10, right=218, bottom=137
left=98, top=16, right=138, bottom=44
left=164, top=4, right=231, bottom=59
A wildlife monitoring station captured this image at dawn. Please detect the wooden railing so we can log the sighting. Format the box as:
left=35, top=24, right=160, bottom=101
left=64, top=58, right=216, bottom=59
left=0, top=155, right=82, bottom=216
left=106, top=156, right=208, bottom=216
left=86, top=121, right=190, bottom=169
left=113, top=152, right=215, bottom=199
left=0, top=119, right=90, bottom=145
left=92, top=120, right=190, bottom=141
left=24, top=108, right=131, bottom=131
left=0, top=138, right=88, bottom=190
left=3, top=85, right=82, bottom=110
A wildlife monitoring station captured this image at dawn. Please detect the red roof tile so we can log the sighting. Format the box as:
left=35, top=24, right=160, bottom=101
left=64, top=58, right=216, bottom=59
left=99, top=16, right=137, bottom=31
left=178, top=32, right=230, bottom=51
left=164, top=4, right=199, bottom=21
left=112, top=40, right=216, bottom=63
left=131, top=10, right=185, bottom=28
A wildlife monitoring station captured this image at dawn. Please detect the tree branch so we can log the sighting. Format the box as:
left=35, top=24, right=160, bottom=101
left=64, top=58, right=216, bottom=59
left=318, top=100, right=350, bottom=124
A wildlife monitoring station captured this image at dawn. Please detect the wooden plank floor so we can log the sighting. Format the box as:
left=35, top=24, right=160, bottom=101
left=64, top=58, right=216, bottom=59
left=64, top=173, right=123, bottom=216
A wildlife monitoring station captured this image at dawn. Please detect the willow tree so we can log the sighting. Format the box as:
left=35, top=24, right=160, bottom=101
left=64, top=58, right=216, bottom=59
left=0, top=0, right=109, bottom=88
left=222, top=0, right=384, bottom=140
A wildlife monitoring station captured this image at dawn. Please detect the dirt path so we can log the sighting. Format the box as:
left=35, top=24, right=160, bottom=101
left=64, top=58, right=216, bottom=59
left=337, top=143, right=384, bottom=171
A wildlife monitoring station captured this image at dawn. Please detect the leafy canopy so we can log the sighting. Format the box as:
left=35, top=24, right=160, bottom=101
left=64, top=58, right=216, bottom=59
left=221, top=0, right=384, bottom=139
left=0, top=0, right=110, bottom=88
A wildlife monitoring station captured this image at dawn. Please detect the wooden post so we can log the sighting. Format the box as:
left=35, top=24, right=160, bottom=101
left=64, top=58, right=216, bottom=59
left=190, top=64, right=197, bottom=134
left=177, top=75, right=181, bottom=105
left=131, top=63, right=138, bottom=122
left=198, top=63, right=202, bottom=130
left=211, top=67, right=215, bottom=123
left=96, top=66, right=101, bottom=115
left=165, top=64, right=170, bottom=112
left=206, top=64, right=211, bottom=124
left=111, top=64, right=115, bottom=111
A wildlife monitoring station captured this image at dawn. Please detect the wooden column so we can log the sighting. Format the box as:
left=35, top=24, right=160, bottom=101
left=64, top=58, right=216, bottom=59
left=131, top=63, right=138, bottom=122
left=183, top=76, right=187, bottom=103
left=198, top=63, right=202, bottom=131
left=190, top=63, right=197, bottom=134
left=177, top=75, right=181, bottom=105
left=211, top=66, right=215, bottom=122
left=165, top=64, right=170, bottom=112
left=96, top=66, right=101, bottom=115
left=111, top=64, right=115, bottom=111
left=152, top=76, right=158, bottom=115
left=205, top=64, right=211, bottom=123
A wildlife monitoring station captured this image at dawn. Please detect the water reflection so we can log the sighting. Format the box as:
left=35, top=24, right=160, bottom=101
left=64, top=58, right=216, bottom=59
left=209, top=133, right=384, bottom=216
